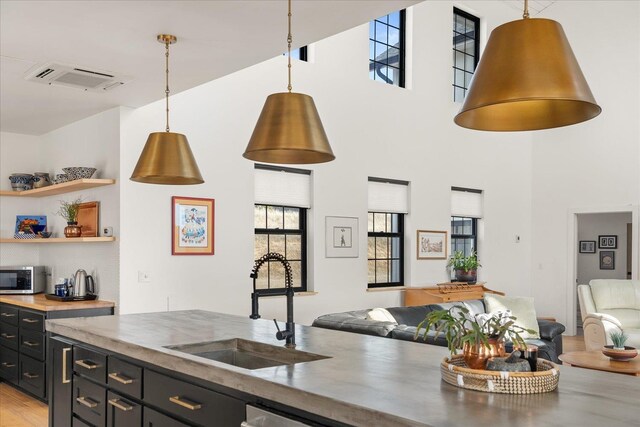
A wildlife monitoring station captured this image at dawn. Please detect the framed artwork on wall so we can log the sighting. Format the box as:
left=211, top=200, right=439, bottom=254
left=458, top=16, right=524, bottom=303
left=416, top=230, right=448, bottom=260
left=598, top=235, right=617, bottom=249
left=172, top=196, right=215, bottom=255
left=579, top=240, right=596, bottom=254
left=325, top=216, right=358, bottom=258
left=599, top=251, right=615, bottom=270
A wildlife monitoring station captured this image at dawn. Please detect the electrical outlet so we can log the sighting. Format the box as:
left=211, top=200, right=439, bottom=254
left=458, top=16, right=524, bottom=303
left=515, top=235, right=521, bottom=243
left=138, top=271, right=151, bottom=283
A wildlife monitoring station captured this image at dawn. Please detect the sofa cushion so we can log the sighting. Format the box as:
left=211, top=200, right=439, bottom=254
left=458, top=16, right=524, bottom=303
left=428, top=300, right=486, bottom=317
left=626, top=328, right=640, bottom=348
left=366, top=307, right=397, bottom=323
left=590, top=280, right=640, bottom=311
left=484, top=294, right=540, bottom=339
left=600, top=309, right=640, bottom=329
left=312, top=310, right=396, bottom=337
left=537, top=319, right=566, bottom=341
left=386, top=306, right=433, bottom=327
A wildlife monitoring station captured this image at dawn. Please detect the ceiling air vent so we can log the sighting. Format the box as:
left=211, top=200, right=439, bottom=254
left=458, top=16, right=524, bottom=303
left=24, top=62, right=132, bottom=92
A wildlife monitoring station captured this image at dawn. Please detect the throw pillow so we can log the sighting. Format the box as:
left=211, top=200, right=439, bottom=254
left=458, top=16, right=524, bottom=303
left=484, top=294, right=540, bottom=339
left=366, top=307, right=397, bottom=324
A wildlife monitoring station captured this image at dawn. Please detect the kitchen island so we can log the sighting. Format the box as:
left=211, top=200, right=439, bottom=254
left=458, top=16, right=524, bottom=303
left=46, top=310, right=639, bottom=427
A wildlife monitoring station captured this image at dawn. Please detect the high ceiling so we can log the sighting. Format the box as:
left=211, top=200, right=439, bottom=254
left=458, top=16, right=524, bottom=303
left=0, top=0, right=422, bottom=135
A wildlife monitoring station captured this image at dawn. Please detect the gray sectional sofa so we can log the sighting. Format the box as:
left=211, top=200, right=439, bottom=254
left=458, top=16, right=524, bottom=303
left=312, top=300, right=565, bottom=363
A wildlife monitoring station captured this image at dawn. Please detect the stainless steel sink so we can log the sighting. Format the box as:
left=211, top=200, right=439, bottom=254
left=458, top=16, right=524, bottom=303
left=164, top=338, right=330, bottom=370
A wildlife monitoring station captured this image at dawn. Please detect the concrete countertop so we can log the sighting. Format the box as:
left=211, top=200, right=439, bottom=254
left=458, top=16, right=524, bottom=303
left=47, top=310, right=639, bottom=427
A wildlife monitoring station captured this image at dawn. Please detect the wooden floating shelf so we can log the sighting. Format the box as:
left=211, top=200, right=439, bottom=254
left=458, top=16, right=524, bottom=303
left=0, top=179, right=116, bottom=198
left=0, top=237, right=116, bottom=244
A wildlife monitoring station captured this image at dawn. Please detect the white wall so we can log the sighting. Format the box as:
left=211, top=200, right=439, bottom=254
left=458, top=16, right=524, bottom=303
left=530, top=1, right=640, bottom=326
left=119, top=0, right=533, bottom=324
left=577, top=212, right=633, bottom=283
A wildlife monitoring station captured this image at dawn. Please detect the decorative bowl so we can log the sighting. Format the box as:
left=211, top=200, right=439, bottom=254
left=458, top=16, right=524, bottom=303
left=602, top=345, right=638, bottom=361
left=9, top=173, right=34, bottom=191
left=38, top=231, right=52, bottom=238
left=62, top=167, right=96, bottom=180
left=54, top=173, right=70, bottom=184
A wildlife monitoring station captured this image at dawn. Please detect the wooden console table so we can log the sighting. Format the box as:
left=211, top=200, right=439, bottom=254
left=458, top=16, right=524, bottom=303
left=403, top=283, right=504, bottom=307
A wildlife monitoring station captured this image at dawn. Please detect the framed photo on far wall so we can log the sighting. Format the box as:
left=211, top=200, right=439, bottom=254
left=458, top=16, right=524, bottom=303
left=325, top=216, right=359, bottom=258
left=172, top=196, right=215, bottom=255
left=600, top=251, right=615, bottom=270
left=598, top=235, right=617, bottom=249
left=579, top=240, right=596, bottom=254
left=417, top=230, right=448, bottom=259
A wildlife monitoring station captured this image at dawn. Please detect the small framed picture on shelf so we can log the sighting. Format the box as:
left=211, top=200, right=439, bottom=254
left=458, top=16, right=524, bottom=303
left=579, top=241, right=596, bottom=254
left=14, top=215, right=47, bottom=239
left=599, top=251, right=615, bottom=270
left=598, top=235, right=617, bottom=249
left=417, top=230, right=448, bottom=259
left=172, top=196, right=215, bottom=255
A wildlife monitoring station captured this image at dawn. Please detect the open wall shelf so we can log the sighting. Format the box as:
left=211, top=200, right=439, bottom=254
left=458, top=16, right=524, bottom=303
left=0, top=179, right=116, bottom=198
left=0, top=237, right=116, bottom=244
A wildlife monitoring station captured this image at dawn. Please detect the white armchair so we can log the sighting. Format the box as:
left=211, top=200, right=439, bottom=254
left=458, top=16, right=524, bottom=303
left=577, top=280, right=640, bottom=351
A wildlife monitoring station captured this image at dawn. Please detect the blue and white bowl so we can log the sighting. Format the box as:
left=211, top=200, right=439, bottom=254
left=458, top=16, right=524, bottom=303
left=9, top=173, right=34, bottom=191
left=54, top=174, right=70, bottom=184
left=62, top=167, right=97, bottom=180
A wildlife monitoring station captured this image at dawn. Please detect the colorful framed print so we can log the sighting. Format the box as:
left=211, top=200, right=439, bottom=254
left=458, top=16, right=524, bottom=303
left=15, top=215, right=47, bottom=237
left=599, top=251, right=615, bottom=270
left=172, top=196, right=215, bottom=255
left=326, top=216, right=359, bottom=258
left=417, top=230, right=448, bottom=259
left=598, top=235, right=617, bottom=249
left=579, top=240, right=596, bottom=254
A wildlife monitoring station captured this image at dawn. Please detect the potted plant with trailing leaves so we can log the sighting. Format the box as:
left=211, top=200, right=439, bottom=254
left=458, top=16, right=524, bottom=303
left=602, top=331, right=637, bottom=361
left=57, top=197, right=82, bottom=238
left=415, top=305, right=535, bottom=369
left=448, top=250, right=481, bottom=283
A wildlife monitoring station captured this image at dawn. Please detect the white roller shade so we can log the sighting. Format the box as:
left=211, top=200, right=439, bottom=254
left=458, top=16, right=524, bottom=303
left=368, top=180, right=409, bottom=213
left=255, top=168, right=311, bottom=208
left=451, top=190, right=483, bottom=218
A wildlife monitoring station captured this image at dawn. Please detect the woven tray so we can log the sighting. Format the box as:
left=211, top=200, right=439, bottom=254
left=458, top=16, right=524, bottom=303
left=441, top=355, right=559, bottom=394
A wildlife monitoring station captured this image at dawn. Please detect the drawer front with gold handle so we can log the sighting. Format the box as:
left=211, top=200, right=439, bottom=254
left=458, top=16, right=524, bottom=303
left=0, top=347, right=19, bottom=383
left=77, top=396, right=98, bottom=408
left=23, top=340, right=39, bottom=347
left=107, top=357, right=142, bottom=398
left=23, top=371, right=39, bottom=379
left=73, top=345, right=107, bottom=384
left=73, top=375, right=106, bottom=426
left=19, top=310, right=44, bottom=332
left=0, top=305, right=19, bottom=326
left=19, top=355, right=45, bottom=398
left=20, top=329, right=45, bottom=361
left=75, top=359, right=99, bottom=370
left=144, top=369, right=244, bottom=426
left=0, top=324, right=19, bottom=350
left=1, top=361, right=16, bottom=368
left=108, top=398, right=133, bottom=411
left=107, top=391, right=142, bottom=427
left=0, top=332, right=16, bottom=339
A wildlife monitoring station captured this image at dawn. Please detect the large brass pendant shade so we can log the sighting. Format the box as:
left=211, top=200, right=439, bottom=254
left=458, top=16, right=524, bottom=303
left=243, top=92, right=334, bottom=164
left=243, top=0, right=334, bottom=164
left=130, top=34, right=203, bottom=184
left=454, top=17, right=601, bottom=131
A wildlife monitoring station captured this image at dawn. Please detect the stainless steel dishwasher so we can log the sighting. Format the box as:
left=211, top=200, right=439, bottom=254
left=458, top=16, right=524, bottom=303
left=242, top=405, right=313, bottom=427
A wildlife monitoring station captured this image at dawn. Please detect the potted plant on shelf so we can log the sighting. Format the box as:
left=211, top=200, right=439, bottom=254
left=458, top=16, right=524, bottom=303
left=415, top=305, right=535, bottom=369
left=602, top=331, right=637, bottom=361
left=57, top=198, right=82, bottom=238
left=448, top=250, right=481, bottom=283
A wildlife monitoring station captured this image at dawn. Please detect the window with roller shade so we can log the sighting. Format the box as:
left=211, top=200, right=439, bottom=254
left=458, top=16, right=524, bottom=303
left=450, top=187, right=483, bottom=257
left=368, top=178, right=409, bottom=288
left=254, top=165, right=310, bottom=294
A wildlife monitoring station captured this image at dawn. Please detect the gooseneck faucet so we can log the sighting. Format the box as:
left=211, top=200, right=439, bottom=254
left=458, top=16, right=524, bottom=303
left=249, top=252, right=296, bottom=348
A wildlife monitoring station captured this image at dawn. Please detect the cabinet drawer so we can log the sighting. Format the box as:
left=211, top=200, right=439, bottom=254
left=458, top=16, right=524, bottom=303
left=106, top=390, right=142, bottom=427
left=72, top=416, right=93, bottom=427
left=19, top=354, right=45, bottom=399
left=0, top=346, right=19, bottom=382
left=74, top=345, right=107, bottom=384
left=0, top=305, right=19, bottom=326
left=0, top=323, right=19, bottom=350
left=20, top=329, right=45, bottom=361
left=107, top=356, right=142, bottom=399
left=143, top=407, right=192, bottom=427
left=144, top=370, right=244, bottom=427
left=20, top=309, right=45, bottom=333
left=73, top=375, right=106, bottom=427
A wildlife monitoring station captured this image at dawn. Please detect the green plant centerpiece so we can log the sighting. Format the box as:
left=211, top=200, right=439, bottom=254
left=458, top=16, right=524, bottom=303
left=415, top=305, right=535, bottom=369
left=448, top=250, right=481, bottom=283
left=609, top=331, right=628, bottom=350
left=57, top=197, right=83, bottom=238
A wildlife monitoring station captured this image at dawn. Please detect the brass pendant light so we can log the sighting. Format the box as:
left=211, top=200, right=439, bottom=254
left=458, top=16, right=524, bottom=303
left=130, top=34, right=204, bottom=184
left=243, top=0, right=335, bottom=164
left=454, top=0, right=601, bottom=131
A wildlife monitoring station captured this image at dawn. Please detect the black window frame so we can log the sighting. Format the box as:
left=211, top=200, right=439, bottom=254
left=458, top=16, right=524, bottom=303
left=450, top=216, right=478, bottom=257
left=285, top=46, right=308, bottom=62
left=453, top=7, right=480, bottom=102
left=367, top=212, right=405, bottom=289
left=254, top=203, right=307, bottom=295
left=369, top=9, right=406, bottom=88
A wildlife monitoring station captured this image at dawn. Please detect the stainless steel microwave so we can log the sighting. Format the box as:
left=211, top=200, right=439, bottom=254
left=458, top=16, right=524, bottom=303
left=0, top=266, right=46, bottom=294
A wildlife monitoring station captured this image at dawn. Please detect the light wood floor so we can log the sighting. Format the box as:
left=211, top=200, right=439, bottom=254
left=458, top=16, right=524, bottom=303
left=0, top=336, right=588, bottom=427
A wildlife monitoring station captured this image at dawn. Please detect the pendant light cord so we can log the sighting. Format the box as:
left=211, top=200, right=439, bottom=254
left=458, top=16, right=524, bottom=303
left=287, top=0, right=292, bottom=93
left=523, top=0, right=530, bottom=19
left=165, top=40, right=171, bottom=132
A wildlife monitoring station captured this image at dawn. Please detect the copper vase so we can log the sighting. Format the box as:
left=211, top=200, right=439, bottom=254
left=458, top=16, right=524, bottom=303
left=463, top=338, right=506, bottom=369
left=64, top=222, right=82, bottom=238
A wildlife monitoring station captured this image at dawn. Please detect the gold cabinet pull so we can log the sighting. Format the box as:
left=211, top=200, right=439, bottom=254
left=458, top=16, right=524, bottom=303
left=169, top=395, right=202, bottom=410
left=76, top=396, right=98, bottom=408
left=75, top=359, right=99, bottom=370
left=108, top=398, right=133, bottom=412
left=0, top=312, right=16, bottom=317
left=23, top=372, right=39, bottom=379
left=62, top=348, right=71, bottom=384
left=108, top=372, right=133, bottom=384
left=23, top=341, right=39, bottom=347
left=23, top=318, right=39, bottom=324
left=0, top=333, right=16, bottom=339
left=1, top=362, right=16, bottom=368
